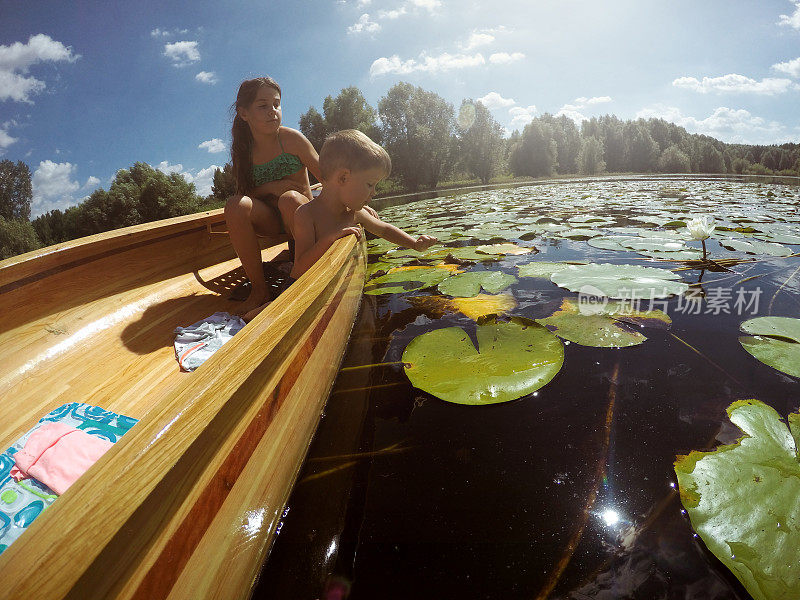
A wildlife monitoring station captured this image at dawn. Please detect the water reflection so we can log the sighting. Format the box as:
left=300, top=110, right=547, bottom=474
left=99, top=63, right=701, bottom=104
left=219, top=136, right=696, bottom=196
left=255, top=179, right=800, bottom=599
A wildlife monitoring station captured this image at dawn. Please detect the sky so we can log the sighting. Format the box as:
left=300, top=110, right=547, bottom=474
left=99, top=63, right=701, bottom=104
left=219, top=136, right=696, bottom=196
left=2, top=0, right=800, bottom=217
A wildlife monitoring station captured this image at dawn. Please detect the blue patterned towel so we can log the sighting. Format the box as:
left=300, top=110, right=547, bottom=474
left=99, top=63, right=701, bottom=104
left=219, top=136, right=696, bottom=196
left=0, top=403, right=138, bottom=554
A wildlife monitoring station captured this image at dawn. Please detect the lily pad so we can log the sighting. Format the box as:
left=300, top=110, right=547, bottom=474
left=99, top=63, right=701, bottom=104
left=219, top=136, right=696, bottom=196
left=586, top=236, right=639, bottom=252
left=550, top=263, right=689, bottom=299
left=407, top=293, right=518, bottom=321
left=517, top=261, right=588, bottom=278
left=475, top=243, right=537, bottom=256
left=536, top=298, right=671, bottom=347
left=364, top=264, right=462, bottom=295
left=402, top=317, right=564, bottom=405
left=674, top=399, right=800, bottom=600
left=427, top=246, right=502, bottom=262
left=739, top=317, right=800, bottom=378
left=719, top=238, right=792, bottom=257
left=437, top=270, right=518, bottom=297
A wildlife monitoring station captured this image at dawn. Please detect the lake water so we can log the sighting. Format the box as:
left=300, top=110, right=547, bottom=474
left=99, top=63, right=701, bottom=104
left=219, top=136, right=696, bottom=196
left=254, top=177, right=800, bottom=600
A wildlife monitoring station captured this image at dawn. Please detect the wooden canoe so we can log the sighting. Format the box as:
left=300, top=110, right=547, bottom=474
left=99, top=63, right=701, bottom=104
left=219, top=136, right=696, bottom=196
left=0, top=208, right=366, bottom=599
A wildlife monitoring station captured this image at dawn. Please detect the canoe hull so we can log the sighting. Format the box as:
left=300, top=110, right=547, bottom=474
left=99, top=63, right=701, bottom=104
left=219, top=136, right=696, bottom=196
left=0, top=209, right=365, bottom=599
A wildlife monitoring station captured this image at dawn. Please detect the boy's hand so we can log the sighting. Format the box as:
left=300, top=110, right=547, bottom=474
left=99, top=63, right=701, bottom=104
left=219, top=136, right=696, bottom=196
left=412, top=235, right=437, bottom=251
left=363, top=205, right=379, bottom=219
left=328, top=226, right=362, bottom=245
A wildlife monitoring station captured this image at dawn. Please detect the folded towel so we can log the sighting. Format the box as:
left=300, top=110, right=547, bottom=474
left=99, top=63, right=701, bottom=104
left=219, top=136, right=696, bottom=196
left=174, top=312, right=246, bottom=371
left=11, top=422, right=113, bottom=495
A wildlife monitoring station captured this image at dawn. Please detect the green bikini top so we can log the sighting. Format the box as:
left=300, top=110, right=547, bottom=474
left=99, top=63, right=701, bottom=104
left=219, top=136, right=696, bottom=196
left=252, top=132, right=304, bottom=186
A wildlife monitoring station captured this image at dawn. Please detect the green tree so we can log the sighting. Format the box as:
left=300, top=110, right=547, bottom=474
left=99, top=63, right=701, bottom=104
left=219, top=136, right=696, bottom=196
left=210, top=163, right=235, bottom=202
left=698, top=142, right=726, bottom=173
left=0, top=160, right=33, bottom=221
left=623, top=122, right=659, bottom=172
left=378, top=82, right=455, bottom=190
left=577, top=137, right=606, bottom=175
left=509, top=119, right=558, bottom=177
left=299, top=87, right=380, bottom=151
left=541, top=114, right=581, bottom=173
left=456, top=100, right=506, bottom=184
left=0, top=216, right=39, bottom=259
left=658, top=145, right=692, bottom=173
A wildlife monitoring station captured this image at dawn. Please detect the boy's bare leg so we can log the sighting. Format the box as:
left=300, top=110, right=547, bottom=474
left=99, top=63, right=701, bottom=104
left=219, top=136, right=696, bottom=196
left=224, top=195, right=282, bottom=315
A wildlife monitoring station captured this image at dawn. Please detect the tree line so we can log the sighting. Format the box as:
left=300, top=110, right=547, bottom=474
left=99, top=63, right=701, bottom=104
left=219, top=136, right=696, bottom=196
left=2, top=81, right=799, bottom=259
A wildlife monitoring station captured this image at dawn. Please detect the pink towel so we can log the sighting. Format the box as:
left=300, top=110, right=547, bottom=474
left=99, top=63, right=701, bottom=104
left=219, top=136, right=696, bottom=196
left=11, top=422, right=113, bottom=495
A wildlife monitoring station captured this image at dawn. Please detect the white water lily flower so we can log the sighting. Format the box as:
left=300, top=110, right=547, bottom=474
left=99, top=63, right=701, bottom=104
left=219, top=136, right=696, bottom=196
left=687, top=216, right=715, bottom=240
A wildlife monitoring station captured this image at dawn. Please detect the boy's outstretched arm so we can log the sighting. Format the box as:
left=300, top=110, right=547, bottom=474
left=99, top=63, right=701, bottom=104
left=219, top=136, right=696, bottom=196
left=356, top=209, right=437, bottom=251
left=290, top=205, right=361, bottom=279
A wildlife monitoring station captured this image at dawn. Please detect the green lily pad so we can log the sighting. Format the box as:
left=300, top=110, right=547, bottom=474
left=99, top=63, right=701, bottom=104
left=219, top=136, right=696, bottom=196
left=437, top=270, right=518, bottom=297
left=363, top=264, right=462, bottom=295
left=674, top=399, right=800, bottom=600
left=620, top=237, right=689, bottom=253
left=720, top=238, right=792, bottom=257
left=550, top=263, right=689, bottom=299
left=586, top=236, right=639, bottom=252
left=536, top=298, right=671, bottom=347
left=517, top=261, right=588, bottom=278
left=427, top=246, right=501, bottom=262
left=475, top=243, right=536, bottom=256
left=561, top=228, right=601, bottom=240
left=739, top=317, right=800, bottom=378
left=402, top=317, right=564, bottom=405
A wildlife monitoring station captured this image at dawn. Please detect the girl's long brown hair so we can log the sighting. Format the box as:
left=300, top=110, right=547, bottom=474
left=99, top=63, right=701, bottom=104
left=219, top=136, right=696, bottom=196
left=231, top=76, right=282, bottom=195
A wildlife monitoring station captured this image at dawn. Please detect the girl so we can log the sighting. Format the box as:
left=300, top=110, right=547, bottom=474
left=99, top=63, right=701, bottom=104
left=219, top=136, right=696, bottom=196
left=224, top=76, right=321, bottom=316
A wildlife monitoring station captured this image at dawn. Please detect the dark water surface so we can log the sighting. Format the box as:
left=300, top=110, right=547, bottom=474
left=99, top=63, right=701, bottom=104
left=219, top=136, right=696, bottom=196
left=254, top=178, right=799, bottom=600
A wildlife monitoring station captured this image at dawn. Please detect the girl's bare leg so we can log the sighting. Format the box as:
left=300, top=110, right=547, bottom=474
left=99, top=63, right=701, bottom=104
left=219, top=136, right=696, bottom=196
left=277, top=190, right=310, bottom=247
left=224, top=194, right=282, bottom=315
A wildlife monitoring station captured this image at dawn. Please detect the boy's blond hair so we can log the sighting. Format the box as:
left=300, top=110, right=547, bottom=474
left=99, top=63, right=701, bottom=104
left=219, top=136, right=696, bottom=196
left=319, top=129, right=392, bottom=180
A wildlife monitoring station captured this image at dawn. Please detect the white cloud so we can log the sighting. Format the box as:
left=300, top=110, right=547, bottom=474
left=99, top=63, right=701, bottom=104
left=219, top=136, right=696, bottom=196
left=635, top=104, right=794, bottom=144
left=0, top=34, right=80, bottom=103
left=348, top=13, right=381, bottom=34
left=0, top=124, right=18, bottom=151
left=778, top=1, right=800, bottom=28
left=488, top=52, right=525, bottom=64
left=199, top=138, right=226, bottom=153
left=377, top=0, right=440, bottom=19
left=556, top=108, right=588, bottom=124
left=370, top=52, right=485, bottom=76
left=84, top=176, right=101, bottom=188
left=461, top=32, right=495, bottom=51
left=555, top=96, right=612, bottom=122
left=672, top=73, right=797, bottom=94
left=156, top=161, right=221, bottom=196
left=508, top=105, right=538, bottom=130
left=477, top=91, right=516, bottom=109
left=31, top=160, right=82, bottom=215
left=358, top=0, right=372, bottom=6
left=195, top=71, right=218, bottom=84
left=151, top=27, right=189, bottom=38
left=163, top=41, right=200, bottom=67
left=156, top=160, right=185, bottom=175
left=584, top=96, right=612, bottom=104
left=772, top=56, right=800, bottom=78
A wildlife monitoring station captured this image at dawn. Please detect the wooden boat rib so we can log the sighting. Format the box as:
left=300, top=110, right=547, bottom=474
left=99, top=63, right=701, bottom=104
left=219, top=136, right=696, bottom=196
left=0, top=208, right=366, bottom=599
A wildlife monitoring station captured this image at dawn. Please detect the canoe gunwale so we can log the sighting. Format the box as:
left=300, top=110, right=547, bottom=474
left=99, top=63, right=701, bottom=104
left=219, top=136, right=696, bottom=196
left=0, top=217, right=366, bottom=600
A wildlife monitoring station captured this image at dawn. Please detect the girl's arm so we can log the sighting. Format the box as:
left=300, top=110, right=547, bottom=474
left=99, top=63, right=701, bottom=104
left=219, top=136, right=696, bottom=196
left=355, top=209, right=437, bottom=251
left=282, top=127, right=322, bottom=182
left=290, top=205, right=361, bottom=279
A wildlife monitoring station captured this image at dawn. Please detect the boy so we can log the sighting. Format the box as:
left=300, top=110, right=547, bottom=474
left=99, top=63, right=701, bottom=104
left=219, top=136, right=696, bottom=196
left=290, top=129, right=437, bottom=278
left=242, top=130, right=436, bottom=321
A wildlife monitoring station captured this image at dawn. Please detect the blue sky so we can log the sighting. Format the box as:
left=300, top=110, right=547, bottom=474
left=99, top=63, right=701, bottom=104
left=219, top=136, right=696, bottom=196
left=2, top=0, right=799, bottom=217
